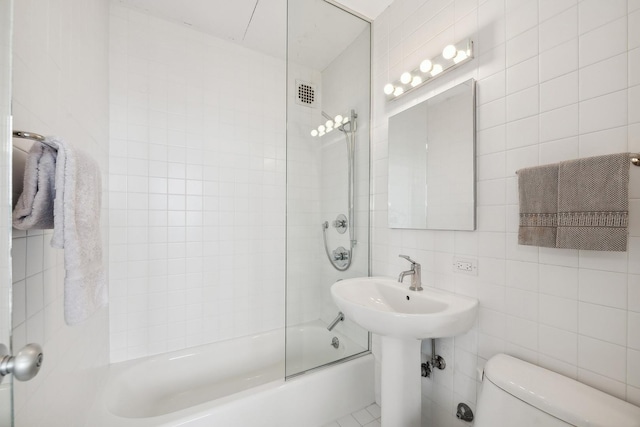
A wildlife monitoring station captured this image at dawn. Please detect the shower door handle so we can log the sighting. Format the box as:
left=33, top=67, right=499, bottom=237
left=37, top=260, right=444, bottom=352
left=0, top=343, right=43, bottom=383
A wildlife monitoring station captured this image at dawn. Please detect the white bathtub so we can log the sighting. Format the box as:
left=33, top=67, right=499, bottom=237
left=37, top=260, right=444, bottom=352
left=88, top=322, right=373, bottom=427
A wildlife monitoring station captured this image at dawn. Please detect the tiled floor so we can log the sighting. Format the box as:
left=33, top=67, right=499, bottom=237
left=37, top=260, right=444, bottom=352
left=323, top=403, right=381, bottom=427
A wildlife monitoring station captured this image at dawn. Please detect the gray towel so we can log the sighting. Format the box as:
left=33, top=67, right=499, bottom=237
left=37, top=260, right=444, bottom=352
left=48, top=137, right=107, bottom=325
left=12, top=142, right=57, bottom=230
left=517, top=163, right=559, bottom=248
left=556, top=153, right=629, bottom=251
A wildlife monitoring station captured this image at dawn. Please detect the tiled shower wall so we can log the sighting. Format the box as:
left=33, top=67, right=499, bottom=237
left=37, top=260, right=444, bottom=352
left=109, top=3, right=286, bottom=362
left=318, top=30, right=371, bottom=344
left=287, top=32, right=372, bottom=330
left=11, top=0, right=111, bottom=425
left=371, top=0, right=640, bottom=425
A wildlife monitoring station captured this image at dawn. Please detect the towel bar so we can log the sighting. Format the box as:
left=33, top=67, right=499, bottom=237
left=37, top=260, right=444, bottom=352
left=12, top=130, right=57, bottom=150
left=517, top=153, right=640, bottom=173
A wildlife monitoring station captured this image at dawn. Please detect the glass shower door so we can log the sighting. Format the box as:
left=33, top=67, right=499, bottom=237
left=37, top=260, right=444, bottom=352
left=285, top=0, right=371, bottom=377
left=0, top=0, right=13, bottom=424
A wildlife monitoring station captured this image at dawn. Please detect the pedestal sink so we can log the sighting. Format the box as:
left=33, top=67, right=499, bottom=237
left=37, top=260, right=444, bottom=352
left=331, top=277, right=478, bottom=427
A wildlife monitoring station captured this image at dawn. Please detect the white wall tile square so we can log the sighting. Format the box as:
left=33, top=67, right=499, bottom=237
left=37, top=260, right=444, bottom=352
left=540, top=72, right=578, bottom=113
left=579, top=90, right=627, bottom=134
left=578, top=336, right=626, bottom=382
left=539, top=325, right=578, bottom=365
left=578, top=0, right=627, bottom=35
left=579, top=268, right=627, bottom=309
left=506, top=27, right=538, bottom=67
left=578, top=17, right=627, bottom=68
left=539, top=6, right=577, bottom=53
left=578, top=302, right=627, bottom=346
left=539, top=104, right=579, bottom=142
left=539, top=294, right=578, bottom=332
left=539, top=38, right=578, bottom=83
left=579, top=54, right=627, bottom=101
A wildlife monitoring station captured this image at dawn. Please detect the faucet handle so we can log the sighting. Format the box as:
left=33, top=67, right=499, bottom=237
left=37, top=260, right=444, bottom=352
left=399, top=254, right=418, bottom=265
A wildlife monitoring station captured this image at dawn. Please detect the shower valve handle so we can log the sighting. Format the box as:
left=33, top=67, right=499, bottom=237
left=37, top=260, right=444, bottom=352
left=333, top=219, right=347, bottom=228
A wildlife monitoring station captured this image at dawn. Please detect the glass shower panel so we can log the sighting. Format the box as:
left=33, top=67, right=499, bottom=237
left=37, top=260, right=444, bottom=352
left=285, top=0, right=371, bottom=378
left=0, top=0, right=12, bottom=424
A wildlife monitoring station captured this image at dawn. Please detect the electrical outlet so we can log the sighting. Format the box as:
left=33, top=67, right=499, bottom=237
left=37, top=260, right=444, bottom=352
left=453, top=257, right=478, bottom=275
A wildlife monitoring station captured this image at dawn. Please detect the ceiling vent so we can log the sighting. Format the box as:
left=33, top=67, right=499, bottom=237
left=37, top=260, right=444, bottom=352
left=295, top=80, right=317, bottom=108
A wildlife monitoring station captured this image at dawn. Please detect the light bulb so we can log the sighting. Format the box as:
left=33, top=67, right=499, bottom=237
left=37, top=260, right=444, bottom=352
left=453, top=50, right=468, bottom=64
left=334, top=114, right=343, bottom=123
left=311, top=129, right=318, bottom=137
left=419, top=59, right=432, bottom=73
left=319, top=130, right=325, bottom=136
left=342, top=116, right=350, bottom=124
left=325, top=120, right=334, bottom=128
left=411, top=76, right=422, bottom=87
left=326, top=126, right=333, bottom=133
left=383, top=84, right=394, bottom=95
left=400, top=72, right=412, bottom=84
left=430, top=64, right=443, bottom=76
left=442, top=44, right=457, bottom=60
left=318, top=125, right=325, bottom=132
left=393, top=87, right=404, bottom=97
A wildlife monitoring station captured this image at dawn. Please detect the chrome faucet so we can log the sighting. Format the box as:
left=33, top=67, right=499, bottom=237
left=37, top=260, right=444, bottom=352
left=398, top=254, right=423, bottom=291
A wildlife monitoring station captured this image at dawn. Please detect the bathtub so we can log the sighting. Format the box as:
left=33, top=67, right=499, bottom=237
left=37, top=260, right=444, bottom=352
left=88, top=322, right=373, bottom=427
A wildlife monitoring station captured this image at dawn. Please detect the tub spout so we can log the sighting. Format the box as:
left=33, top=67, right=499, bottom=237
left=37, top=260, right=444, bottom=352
left=327, top=312, right=344, bottom=331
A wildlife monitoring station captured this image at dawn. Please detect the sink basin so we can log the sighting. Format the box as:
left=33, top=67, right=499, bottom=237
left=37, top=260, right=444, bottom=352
left=331, top=276, right=478, bottom=339
left=331, top=276, right=479, bottom=427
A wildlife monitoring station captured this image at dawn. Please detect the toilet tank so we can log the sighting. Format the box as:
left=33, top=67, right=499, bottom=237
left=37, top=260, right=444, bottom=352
left=474, top=354, right=640, bottom=427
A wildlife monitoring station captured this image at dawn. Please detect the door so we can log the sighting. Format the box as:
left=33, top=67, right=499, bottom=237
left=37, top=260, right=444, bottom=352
left=0, top=0, right=13, bottom=424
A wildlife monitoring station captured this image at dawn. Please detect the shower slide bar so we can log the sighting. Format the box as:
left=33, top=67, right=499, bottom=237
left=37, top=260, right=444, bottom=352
left=12, top=130, right=58, bottom=150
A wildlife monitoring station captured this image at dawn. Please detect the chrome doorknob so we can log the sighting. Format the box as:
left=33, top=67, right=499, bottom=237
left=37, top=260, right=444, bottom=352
left=0, top=343, right=43, bottom=382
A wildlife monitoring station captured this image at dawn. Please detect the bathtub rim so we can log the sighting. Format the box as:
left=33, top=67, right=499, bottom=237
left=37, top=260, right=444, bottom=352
left=88, top=351, right=375, bottom=427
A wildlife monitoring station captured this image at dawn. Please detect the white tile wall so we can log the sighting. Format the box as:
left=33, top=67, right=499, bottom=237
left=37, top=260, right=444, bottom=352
left=11, top=0, right=111, bottom=425
left=109, top=3, right=286, bottom=362
left=371, top=0, right=640, bottom=423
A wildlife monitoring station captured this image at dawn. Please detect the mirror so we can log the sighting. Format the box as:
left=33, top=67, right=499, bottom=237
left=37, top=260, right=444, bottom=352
left=388, top=79, right=475, bottom=230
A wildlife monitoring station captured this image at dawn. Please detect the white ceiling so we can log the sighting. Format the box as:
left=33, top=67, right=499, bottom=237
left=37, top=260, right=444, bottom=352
left=117, top=0, right=372, bottom=70
left=117, top=0, right=287, bottom=59
left=330, top=0, right=393, bottom=20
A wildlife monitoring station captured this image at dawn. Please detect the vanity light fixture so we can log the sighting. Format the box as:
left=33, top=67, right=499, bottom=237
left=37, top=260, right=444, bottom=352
left=310, top=113, right=352, bottom=137
left=384, top=39, right=474, bottom=101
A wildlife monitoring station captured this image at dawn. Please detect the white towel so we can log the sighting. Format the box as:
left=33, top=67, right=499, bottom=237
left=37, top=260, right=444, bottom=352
left=48, top=137, right=107, bottom=325
left=12, top=142, right=57, bottom=230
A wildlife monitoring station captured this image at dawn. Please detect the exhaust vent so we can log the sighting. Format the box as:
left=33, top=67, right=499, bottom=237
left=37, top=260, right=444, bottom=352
left=295, top=80, right=317, bottom=108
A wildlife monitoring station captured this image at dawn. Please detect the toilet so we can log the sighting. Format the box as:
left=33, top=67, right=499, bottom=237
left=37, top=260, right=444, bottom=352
left=474, top=354, right=640, bottom=426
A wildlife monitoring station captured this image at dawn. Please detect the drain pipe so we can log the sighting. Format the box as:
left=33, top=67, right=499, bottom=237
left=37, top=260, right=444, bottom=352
left=327, top=312, right=344, bottom=331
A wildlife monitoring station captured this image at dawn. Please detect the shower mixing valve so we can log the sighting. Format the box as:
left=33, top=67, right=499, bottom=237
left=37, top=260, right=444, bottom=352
left=333, top=247, right=350, bottom=261
left=332, top=214, right=348, bottom=234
